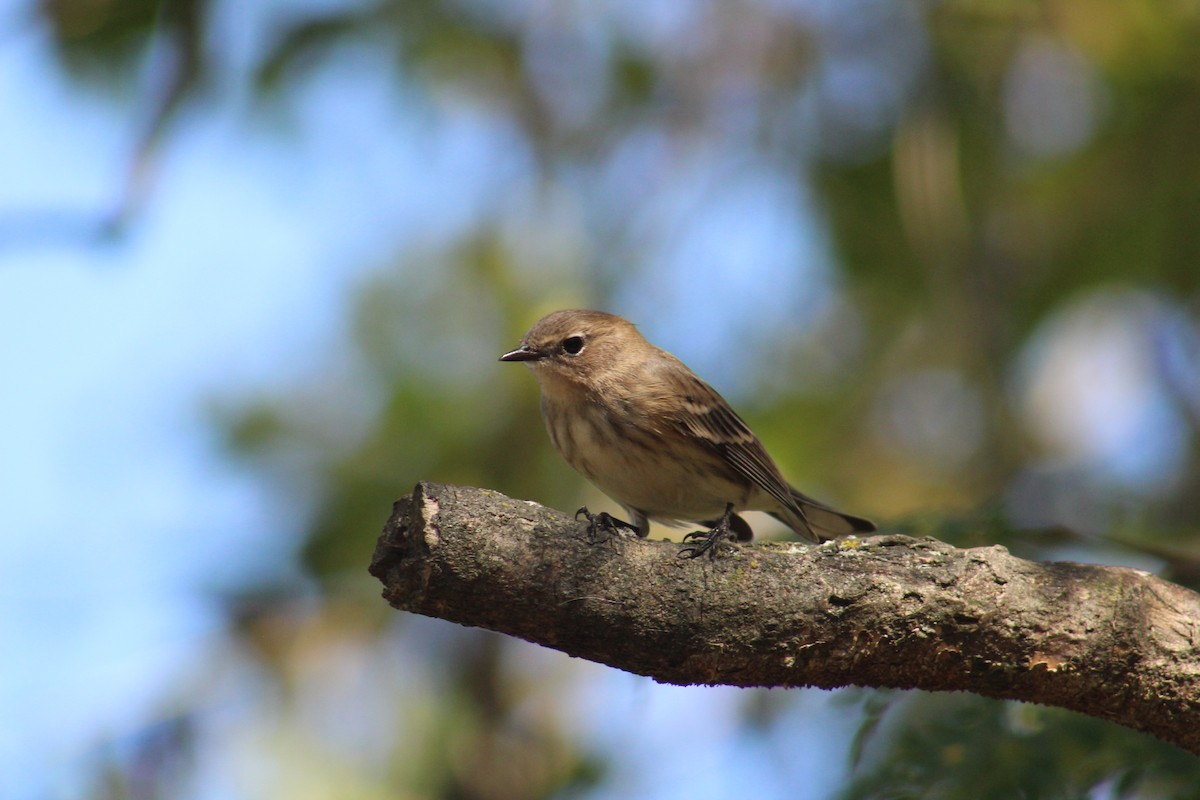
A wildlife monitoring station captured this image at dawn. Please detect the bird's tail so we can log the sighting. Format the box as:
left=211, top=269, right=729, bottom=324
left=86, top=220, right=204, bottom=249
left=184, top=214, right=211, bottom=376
left=770, top=488, right=876, bottom=543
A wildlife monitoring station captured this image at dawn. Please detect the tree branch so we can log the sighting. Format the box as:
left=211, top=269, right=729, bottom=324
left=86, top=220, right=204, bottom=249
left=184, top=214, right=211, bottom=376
left=369, top=482, right=1200, bottom=755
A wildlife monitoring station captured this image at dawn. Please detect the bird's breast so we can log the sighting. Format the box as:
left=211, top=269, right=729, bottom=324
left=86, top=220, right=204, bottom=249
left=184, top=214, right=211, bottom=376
left=540, top=395, right=753, bottom=522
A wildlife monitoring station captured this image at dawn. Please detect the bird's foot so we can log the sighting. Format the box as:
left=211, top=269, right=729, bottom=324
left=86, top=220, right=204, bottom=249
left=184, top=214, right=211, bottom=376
left=679, top=503, right=738, bottom=559
left=575, top=507, right=639, bottom=545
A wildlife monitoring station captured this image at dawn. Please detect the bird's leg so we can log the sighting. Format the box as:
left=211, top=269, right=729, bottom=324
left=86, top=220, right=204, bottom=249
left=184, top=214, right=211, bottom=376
left=575, top=506, right=639, bottom=545
left=679, top=502, right=738, bottom=559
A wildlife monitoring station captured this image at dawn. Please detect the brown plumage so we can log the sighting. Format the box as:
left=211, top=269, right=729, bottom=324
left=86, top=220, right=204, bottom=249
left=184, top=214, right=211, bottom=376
left=500, top=309, right=875, bottom=547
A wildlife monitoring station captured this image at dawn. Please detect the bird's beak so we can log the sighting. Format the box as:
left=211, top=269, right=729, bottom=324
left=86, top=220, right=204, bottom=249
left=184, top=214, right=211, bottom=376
left=499, top=344, right=543, bottom=362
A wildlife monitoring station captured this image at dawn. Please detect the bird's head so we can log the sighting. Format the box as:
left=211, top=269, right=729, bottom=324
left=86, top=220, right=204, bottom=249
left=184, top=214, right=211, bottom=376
left=499, top=309, right=645, bottom=391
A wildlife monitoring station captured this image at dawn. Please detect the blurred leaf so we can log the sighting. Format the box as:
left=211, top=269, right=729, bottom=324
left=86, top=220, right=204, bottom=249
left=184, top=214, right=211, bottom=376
left=254, top=12, right=375, bottom=95
left=841, top=693, right=1200, bottom=800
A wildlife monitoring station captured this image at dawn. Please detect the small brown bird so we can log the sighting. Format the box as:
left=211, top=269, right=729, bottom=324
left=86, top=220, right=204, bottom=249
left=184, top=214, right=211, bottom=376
left=500, top=309, right=875, bottom=556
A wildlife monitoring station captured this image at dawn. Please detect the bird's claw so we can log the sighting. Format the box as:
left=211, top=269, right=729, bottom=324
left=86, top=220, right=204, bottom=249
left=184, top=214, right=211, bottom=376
left=575, top=506, right=638, bottom=545
left=677, top=530, right=729, bottom=559
left=678, top=503, right=737, bottom=560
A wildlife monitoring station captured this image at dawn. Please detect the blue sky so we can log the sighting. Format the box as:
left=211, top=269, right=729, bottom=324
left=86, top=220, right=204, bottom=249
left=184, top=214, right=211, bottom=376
left=0, top=25, right=364, bottom=794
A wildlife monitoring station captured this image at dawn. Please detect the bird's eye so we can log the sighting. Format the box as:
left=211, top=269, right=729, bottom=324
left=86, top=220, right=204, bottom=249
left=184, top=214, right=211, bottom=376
left=562, top=335, right=585, bottom=356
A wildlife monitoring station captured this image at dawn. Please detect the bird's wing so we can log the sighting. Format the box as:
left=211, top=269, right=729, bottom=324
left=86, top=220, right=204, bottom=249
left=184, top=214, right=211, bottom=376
left=669, top=373, right=801, bottom=518
left=663, top=371, right=876, bottom=539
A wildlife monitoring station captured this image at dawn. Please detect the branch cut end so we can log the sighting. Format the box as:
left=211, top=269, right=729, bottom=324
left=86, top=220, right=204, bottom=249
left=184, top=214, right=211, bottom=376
left=419, top=488, right=441, bottom=549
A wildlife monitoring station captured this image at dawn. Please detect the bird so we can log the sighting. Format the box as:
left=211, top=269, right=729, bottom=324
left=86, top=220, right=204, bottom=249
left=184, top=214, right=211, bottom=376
left=499, top=309, right=876, bottom=557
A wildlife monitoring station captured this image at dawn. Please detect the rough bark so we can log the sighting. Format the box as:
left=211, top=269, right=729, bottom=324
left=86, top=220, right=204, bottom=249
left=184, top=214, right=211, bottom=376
left=369, top=482, right=1200, bottom=755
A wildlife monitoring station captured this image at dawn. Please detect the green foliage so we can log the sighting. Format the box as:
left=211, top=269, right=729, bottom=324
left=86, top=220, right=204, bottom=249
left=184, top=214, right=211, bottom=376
left=841, top=692, right=1200, bottom=800
left=41, top=0, right=206, bottom=89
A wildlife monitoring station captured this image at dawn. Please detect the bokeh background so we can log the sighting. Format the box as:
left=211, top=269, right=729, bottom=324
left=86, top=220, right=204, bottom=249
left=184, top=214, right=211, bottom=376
left=4, top=0, right=1200, bottom=797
